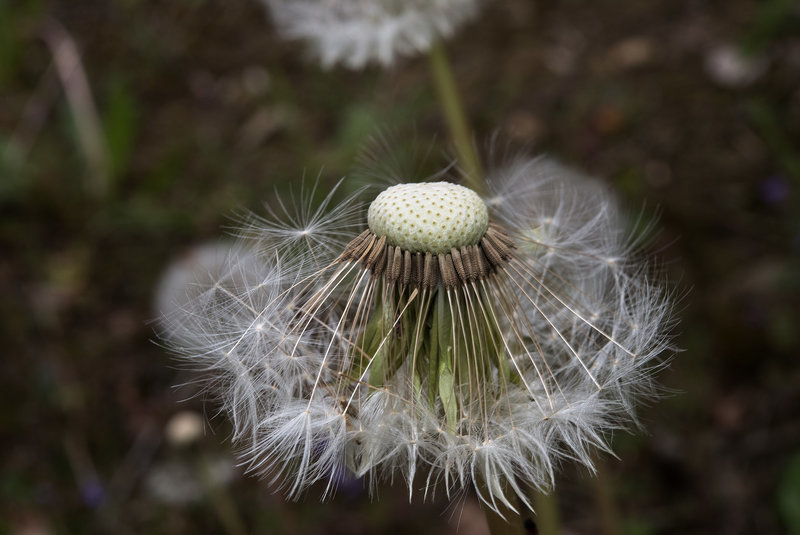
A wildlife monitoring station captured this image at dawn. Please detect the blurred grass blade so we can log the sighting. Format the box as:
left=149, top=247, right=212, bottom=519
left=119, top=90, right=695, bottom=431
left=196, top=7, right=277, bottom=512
left=103, top=74, right=138, bottom=182
left=779, top=452, right=800, bottom=534
left=42, top=18, right=111, bottom=199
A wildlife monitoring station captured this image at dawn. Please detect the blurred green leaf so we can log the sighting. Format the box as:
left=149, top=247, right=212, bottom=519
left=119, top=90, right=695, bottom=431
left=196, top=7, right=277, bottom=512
left=334, top=102, right=381, bottom=166
left=103, top=73, right=139, bottom=184
left=778, top=451, right=800, bottom=534
left=0, top=137, right=29, bottom=201
left=0, top=0, right=43, bottom=84
left=623, top=516, right=655, bottom=535
left=436, top=291, right=456, bottom=432
left=613, top=167, right=645, bottom=198
left=745, top=99, right=800, bottom=184
left=741, top=0, right=799, bottom=53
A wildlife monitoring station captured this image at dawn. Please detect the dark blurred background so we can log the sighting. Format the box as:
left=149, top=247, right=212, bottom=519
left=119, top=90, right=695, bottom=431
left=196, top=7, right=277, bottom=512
left=2, top=0, right=800, bottom=533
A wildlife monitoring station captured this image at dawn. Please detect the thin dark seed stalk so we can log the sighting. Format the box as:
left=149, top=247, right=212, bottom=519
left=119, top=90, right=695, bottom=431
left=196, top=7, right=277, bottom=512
left=427, top=40, right=485, bottom=195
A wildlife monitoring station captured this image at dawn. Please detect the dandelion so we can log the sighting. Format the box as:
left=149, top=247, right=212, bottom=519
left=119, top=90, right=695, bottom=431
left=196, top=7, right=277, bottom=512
left=261, top=0, right=486, bottom=191
left=263, top=0, right=482, bottom=69
left=160, top=157, right=674, bottom=518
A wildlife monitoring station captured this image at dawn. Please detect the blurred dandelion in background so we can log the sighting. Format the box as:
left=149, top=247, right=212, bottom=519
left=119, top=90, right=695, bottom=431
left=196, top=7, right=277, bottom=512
left=263, top=0, right=482, bottom=69
left=261, top=0, right=487, bottom=193
left=158, top=154, right=675, bottom=524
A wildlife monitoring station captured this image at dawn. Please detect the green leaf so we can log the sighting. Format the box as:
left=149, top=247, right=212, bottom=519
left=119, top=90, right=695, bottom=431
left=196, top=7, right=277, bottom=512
left=427, top=292, right=440, bottom=405
left=438, top=349, right=457, bottom=433
left=436, top=290, right=457, bottom=432
left=368, top=341, right=387, bottom=387
left=358, top=302, right=384, bottom=382
left=364, top=293, right=395, bottom=387
left=436, top=290, right=453, bottom=373
left=413, top=371, right=422, bottom=402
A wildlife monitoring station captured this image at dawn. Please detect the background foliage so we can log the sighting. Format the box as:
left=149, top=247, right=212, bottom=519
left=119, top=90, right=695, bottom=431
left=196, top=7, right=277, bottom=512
left=2, top=0, right=800, bottom=533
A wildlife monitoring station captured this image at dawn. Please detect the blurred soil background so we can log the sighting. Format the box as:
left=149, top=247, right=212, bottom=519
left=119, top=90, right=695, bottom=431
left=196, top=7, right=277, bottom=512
left=2, top=0, right=800, bottom=533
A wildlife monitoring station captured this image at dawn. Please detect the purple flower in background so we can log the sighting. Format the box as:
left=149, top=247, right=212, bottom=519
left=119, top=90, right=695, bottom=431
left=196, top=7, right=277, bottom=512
left=761, top=175, right=790, bottom=206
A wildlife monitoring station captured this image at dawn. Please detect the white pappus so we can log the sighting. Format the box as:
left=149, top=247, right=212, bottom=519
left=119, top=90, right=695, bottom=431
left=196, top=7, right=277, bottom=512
left=159, top=157, right=675, bottom=513
left=263, top=0, right=483, bottom=69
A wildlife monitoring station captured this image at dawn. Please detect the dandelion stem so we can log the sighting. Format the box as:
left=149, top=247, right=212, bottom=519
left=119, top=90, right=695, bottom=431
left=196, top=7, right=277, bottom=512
left=477, top=478, right=533, bottom=535
left=532, top=488, right=561, bottom=535
left=483, top=506, right=530, bottom=535
left=589, top=457, right=621, bottom=535
left=427, top=40, right=484, bottom=194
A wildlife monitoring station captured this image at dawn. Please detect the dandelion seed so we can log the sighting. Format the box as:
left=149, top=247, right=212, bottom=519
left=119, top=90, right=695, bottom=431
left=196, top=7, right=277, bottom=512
left=263, top=0, right=482, bottom=69
left=160, top=157, right=675, bottom=512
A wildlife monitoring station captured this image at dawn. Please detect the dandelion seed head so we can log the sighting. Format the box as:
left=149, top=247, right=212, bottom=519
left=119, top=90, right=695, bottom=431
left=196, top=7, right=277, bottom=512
left=367, top=182, right=488, bottom=254
left=264, top=0, right=482, bottom=69
left=161, top=155, right=677, bottom=513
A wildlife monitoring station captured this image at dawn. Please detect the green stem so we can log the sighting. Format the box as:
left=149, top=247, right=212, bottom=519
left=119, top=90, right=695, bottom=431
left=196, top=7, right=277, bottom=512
left=478, top=479, right=536, bottom=535
left=483, top=496, right=533, bottom=535
left=532, top=488, right=562, bottom=535
left=427, top=40, right=485, bottom=195
left=484, top=505, right=530, bottom=535
left=590, top=457, right=621, bottom=535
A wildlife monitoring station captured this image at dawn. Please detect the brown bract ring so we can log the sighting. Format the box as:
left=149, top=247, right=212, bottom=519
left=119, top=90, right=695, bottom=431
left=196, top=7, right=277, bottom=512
left=338, top=224, right=515, bottom=289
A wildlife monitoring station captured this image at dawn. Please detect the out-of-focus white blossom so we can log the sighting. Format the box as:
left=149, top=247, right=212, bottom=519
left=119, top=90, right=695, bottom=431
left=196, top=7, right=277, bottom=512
left=146, top=457, right=236, bottom=505
left=264, top=0, right=482, bottom=69
left=159, top=158, right=675, bottom=512
left=705, top=43, right=768, bottom=88
left=165, top=411, right=205, bottom=447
